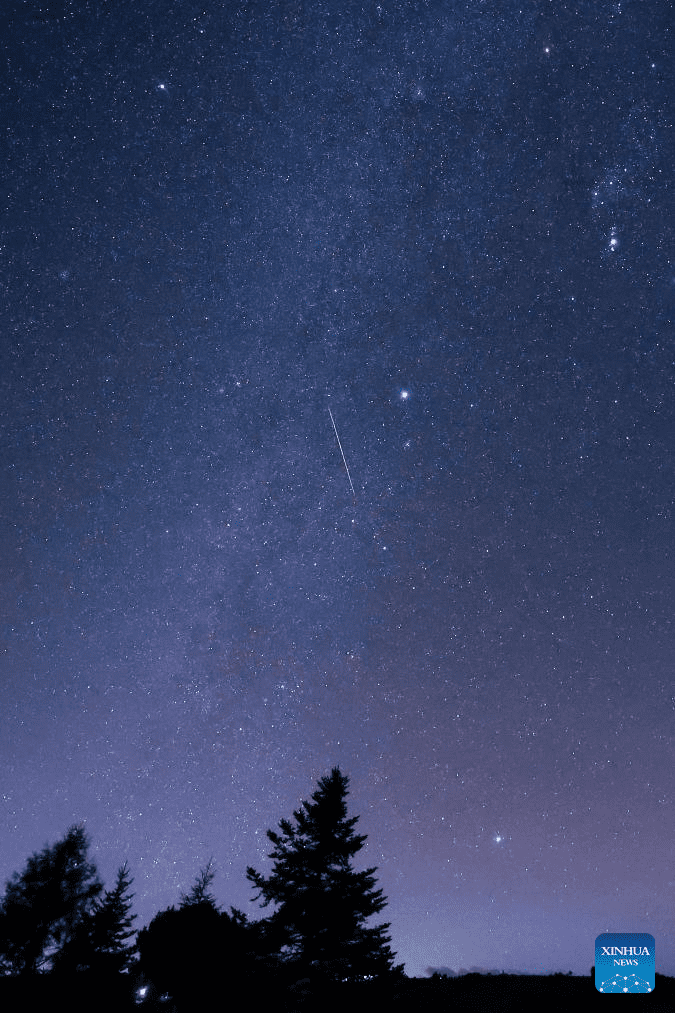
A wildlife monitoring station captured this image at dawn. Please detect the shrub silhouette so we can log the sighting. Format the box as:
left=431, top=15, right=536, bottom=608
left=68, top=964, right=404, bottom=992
left=137, top=865, right=263, bottom=1007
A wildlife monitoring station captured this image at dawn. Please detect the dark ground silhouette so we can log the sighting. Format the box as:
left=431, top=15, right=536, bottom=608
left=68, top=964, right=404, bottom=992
left=1, top=969, right=674, bottom=1013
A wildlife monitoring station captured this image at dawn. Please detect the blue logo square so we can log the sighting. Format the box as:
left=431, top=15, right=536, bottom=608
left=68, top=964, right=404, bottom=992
left=595, top=933, right=655, bottom=993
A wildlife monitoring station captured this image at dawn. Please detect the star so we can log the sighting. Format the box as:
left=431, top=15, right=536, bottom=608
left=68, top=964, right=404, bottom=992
left=2, top=1, right=671, bottom=983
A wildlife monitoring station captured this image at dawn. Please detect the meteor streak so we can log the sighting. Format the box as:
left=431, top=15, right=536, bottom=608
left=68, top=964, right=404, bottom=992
left=328, top=406, right=356, bottom=498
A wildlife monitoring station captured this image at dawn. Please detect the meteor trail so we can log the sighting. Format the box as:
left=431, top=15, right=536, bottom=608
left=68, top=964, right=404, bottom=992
left=328, top=406, right=356, bottom=498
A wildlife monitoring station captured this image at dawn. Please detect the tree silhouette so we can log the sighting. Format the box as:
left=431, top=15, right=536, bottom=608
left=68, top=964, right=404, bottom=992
left=0, top=824, right=102, bottom=977
left=91, top=862, right=137, bottom=974
left=246, top=767, right=403, bottom=984
left=137, top=903, right=218, bottom=1007
left=137, top=863, right=259, bottom=1008
left=53, top=861, right=137, bottom=979
left=179, top=858, right=217, bottom=909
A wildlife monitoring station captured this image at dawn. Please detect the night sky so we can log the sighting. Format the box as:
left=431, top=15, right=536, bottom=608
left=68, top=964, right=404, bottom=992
left=1, top=0, right=674, bottom=979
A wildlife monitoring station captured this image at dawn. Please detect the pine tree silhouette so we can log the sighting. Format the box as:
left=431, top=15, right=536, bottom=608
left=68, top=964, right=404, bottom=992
left=54, top=862, right=137, bottom=978
left=179, top=859, right=217, bottom=909
left=0, top=824, right=102, bottom=977
left=247, top=767, right=403, bottom=984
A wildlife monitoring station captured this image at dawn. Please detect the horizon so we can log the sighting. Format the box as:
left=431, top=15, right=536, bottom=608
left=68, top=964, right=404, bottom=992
left=1, top=785, right=671, bottom=979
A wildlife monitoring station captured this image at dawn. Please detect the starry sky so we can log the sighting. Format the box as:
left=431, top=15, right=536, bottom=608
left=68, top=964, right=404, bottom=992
left=1, top=0, right=673, bottom=979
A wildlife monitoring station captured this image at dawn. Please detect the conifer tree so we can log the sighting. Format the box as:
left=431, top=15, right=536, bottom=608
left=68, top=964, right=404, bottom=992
left=246, top=767, right=403, bottom=983
left=92, top=862, right=137, bottom=973
left=56, top=861, right=137, bottom=977
left=179, top=859, right=217, bottom=909
left=0, top=825, right=102, bottom=977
